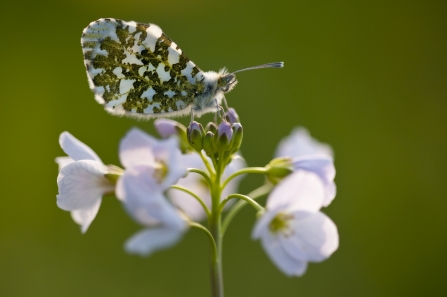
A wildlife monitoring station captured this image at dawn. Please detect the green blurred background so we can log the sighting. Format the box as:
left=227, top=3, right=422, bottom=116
left=1, top=0, right=446, bottom=296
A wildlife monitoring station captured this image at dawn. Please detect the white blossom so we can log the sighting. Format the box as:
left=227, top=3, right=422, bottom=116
left=56, top=132, right=116, bottom=233
left=116, top=128, right=188, bottom=256
left=253, top=170, right=338, bottom=276
left=275, top=127, right=336, bottom=207
left=275, top=127, right=333, bottom=158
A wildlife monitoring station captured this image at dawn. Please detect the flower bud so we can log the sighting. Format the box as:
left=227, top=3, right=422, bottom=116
left=187, top=121, right=205, bottom=152
left=203, top=131, right=216, bottom=157
left=205, top=122, right=218, bottom=134
left=154, top=119, right=190, bottom=153
left=230, top=123, right=243, bottom=152
left=215, top=122, right=233, bottom=153
left=265, top=157, right=294, bottom=184
left=154, top=119, right=184, bottom=138
left=225, top=108, right=240, bottom=124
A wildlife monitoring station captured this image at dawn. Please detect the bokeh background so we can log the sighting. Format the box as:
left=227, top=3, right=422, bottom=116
left=1, top=0, right=446, bottom=296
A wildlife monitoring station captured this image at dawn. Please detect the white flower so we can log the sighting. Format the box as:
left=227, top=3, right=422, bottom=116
left=117, top=169, right=188, bottom=256
left=118, top=128, right=186, bottom=192
left=56, top=132, right=117, bottom=233
left=275, top=127, right=333, bottom=158
left=116, top=128, right=188, bottom=256
left=167, top=153, right=246, bottom=221
left=253, top=170, right=338, bottom=277
left=275, top=127, right=336, bottom=207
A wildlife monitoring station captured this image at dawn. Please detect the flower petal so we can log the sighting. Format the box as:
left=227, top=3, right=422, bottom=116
left=260, top=228, right=308, bottom=276
left=57, top=160, right=114, bottom=211
left=292, top=155, right=336, bottom=206
left=275, top=127, right=333, bottom=158
left=125, top=226, right=185, bottom=256
left=70, top=199, right=102, bottom=233
left=116, top=167, right=186, bottom=230
left=55, top=156, right=74, bottom=171
left=267, top=170, right=325, bottom=212
left=149, top=137, right=186, bottom=189
left=280, top=211, right=339, bottom=262
left=59, top=132, right=102, bottom=162
left=119, top=128, right=157, bottom=169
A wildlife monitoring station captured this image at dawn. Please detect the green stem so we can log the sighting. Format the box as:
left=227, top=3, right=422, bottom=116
left=187, top=168, right=213, bottom=187
left=221, top=183, right=273, bottom=235
left=219, top=194, right=264, bottom=213
left=209, top=152, right=224, bottom=297
left=199, top=151, right=215, bottom=176
left=221, top=167, right=268, bottom=190
left=170, top=185, right=211, bottom=219
left=190, top=222, right=217, bottom=257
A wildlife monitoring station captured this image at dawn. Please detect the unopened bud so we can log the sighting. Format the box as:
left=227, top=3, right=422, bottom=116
left=205, top=122, right=218, bottom=134
left=154, top=119, right=185, bottom=138
left=187, top=121, right=205, bottom=152
left=203, top=131, right=216, bottom=157
left=225, top=108, right=240, bottom=124
left=265, top=157, right=294, bottom=184
left=154, top=119, right=190, bottom=153
left=215, top=122, right=233, bottom=152
left=230, top=123, right=243, bottom=152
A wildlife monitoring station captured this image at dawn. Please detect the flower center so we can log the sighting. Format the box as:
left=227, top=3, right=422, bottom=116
left=153, top=160, right=169, bottom=183
left=269, top=212, right=293, bottom=233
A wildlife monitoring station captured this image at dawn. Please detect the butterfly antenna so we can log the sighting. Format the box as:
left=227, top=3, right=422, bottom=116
left=232, top=62, right=284, bottom=74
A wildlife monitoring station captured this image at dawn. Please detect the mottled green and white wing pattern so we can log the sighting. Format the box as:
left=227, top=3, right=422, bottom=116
left=81, top=18, right=206, bottom=118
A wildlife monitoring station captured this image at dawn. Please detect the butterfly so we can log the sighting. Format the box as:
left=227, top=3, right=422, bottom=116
left=81, top=18, right=283, bottom=121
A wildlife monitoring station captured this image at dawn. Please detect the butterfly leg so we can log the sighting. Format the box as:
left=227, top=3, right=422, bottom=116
left=190, top=108, right=195, bottom=123
left=222, top=95, right=229, bottom=110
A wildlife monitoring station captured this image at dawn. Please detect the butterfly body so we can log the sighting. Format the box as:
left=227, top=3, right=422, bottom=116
left=81, top=18, right=238, bottom=119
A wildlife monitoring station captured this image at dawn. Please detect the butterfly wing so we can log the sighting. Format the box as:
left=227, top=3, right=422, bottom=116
left=81, top=18, right=205, bottom=118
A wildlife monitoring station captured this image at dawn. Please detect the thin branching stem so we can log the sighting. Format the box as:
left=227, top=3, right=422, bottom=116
left=187, top=168, right=213, bottom=187
left=221, top=167, right=268, bottom=190
left=221, top=183, right=273, bottom=235
left=170, top=185, right=211, bottom=218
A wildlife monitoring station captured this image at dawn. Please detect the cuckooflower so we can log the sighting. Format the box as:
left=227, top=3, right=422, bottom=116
left=275, top=127, right=333, bottom=158
left=275, top=127, right=336, bottom=207
left=56, top=132, right=119, bottom=233
left=253, top=170, right=338, bottom=276
left=117, top=169, right=188, bottom=256
left=116, top=128, right=189, bottom=255
left=168, top=153, right=246, bottom=221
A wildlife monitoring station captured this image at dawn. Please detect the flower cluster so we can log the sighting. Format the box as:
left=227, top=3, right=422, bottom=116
left=55, top=109, right=338, bottom=284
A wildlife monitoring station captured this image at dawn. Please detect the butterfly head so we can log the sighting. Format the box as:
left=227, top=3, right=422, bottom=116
left=217, top=70, right=238, bottom=93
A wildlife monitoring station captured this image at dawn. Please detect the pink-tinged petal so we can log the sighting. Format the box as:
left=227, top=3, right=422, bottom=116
left=57, top=160, right=114, bottom=211
left=119, top=128, right=157, bottom=169
left=154, top=119, right=179, bottom=138
left=260, top=228, right=308, bottom=276
left=55, top=156, right=74, bottom=171
left=116, top=168, right=186, bottom=230
left=292, top=155, right=336, bottom=206
left=267, top=170, right=325, bottom=212
left=281, top=211, right=339, bottom=262
left=70, top=199, right=102, bottom=233
left=275, top=127, right=333, bottom=159
left=59, top=132, right=102, bottom=162
left=125, top=226, right=185, bottom=256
